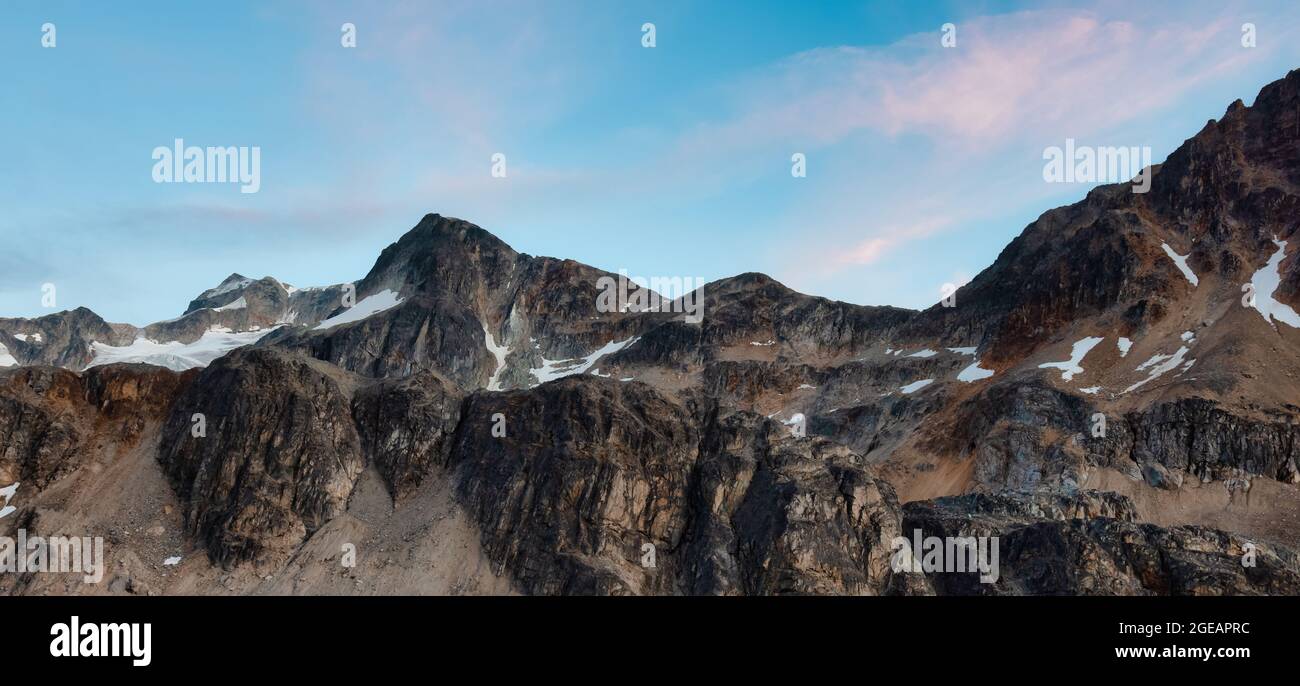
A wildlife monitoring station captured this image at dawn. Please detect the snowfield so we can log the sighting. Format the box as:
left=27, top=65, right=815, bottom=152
left=86, top=326, right=277, bottom=372
left=1124, top=346, right=1194, bottom=393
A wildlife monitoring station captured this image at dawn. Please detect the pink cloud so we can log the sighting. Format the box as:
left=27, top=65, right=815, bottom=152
left=835, top=216, right=955, bottom=266
left=676, top=9, right=1271, bottom=159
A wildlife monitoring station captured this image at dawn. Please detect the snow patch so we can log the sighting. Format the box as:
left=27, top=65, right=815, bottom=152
left=797, top=383, right=816, bottom=390
left=750, top=340, right=775, bottom=346
left=1161, top=243, right=1198, bottom=286
left=12, top=333, right=42, bottom=344
left=957, top=360, right=994, bottom=382
left=1247, top=239, right=1300, bottom=329
left=314, top=289, right=403, bottom=330
left=947, top=346, right=977, bottom=356
left=900, top=379, right=934, bottom=394
left=1117, top=337, right=1132, bottom=357
left=483, top=327, right=510, bottom=391
left=530, top=337, right=639, bottom=386
left=1124, top=346, right=1193, bottom=393
left=213, top=296, right=247, bottom=312
left=0, top=343, right=16, bottom=367
left=1038, top=336, right=1105, bottom=382
left=907, top=349, right=938, bottom=358
left=203, top=275, right=253, bottom=299
left=1079, top=386, right=1102, bottom=394
left=163, top=556, right=182, bottom=567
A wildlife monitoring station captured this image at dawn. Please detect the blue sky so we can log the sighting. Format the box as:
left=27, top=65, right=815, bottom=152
left=1, top=0, right=1298, bottom=325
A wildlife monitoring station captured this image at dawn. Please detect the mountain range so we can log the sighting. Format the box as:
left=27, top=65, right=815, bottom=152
left=3, top=70, right=1300, bottom=595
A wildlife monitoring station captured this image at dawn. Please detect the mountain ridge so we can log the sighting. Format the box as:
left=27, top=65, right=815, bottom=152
left=4, top=69, right=1300, bottom=596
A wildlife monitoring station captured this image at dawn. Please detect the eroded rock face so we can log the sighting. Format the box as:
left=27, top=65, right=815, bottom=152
left=901, top=491, right=1300, bottom=595
left=352, top=369, right=463, bottom=500
left=157, top=348, right=364, bottom=568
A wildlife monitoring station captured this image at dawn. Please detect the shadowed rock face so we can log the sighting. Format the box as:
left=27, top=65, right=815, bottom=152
left=157, top=348, right=364, bottom=569
left=687, top=411, right=905, bottom=595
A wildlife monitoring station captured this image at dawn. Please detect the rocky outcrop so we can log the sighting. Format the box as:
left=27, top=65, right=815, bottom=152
left=157, top=348, right=365, bottom=568
left=929, top=379, right=1300, bottom=493
left=901, top=491, right=1300, bottom=595
left=1119, top=399, right=1300, bottom=485
left=352, top=369, right=463, bottom=500
left=684, top=411, right=904, bottom=595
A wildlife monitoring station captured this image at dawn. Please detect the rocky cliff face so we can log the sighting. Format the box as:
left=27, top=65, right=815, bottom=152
left=445, top=379, right=906, bottom=595
left=157, top=348, right=365, bottom=569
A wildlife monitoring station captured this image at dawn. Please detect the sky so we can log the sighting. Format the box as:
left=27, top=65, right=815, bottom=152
left=1, top=0, right=1298, bottom=326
